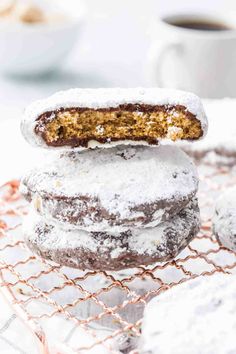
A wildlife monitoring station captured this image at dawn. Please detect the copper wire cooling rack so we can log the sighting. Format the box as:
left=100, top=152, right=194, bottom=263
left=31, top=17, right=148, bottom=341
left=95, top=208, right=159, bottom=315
left=0, top=164, right=236, bottom=354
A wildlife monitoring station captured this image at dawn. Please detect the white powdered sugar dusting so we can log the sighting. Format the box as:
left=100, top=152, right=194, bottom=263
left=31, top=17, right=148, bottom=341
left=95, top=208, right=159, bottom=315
left=128, top=209, right=195, bottom=256
left=23, top=145, right=198, bottom=205
left=21, top=87, right=208, bottom=149
left=23, top=212, right=98, bottom=254
left=23, top=198, right=199, bottom=262
left=21, top=145, right=198, bottom=231
left=213, top=187, right=236, bottom=252
left=141, top=274, right=236, bottom=354
left=180, top=98, right=236, bottom=165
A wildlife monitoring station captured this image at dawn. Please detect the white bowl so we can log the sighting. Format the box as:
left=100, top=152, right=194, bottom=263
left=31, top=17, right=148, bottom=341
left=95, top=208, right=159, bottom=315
left=0, top=0, right=86, bottom=75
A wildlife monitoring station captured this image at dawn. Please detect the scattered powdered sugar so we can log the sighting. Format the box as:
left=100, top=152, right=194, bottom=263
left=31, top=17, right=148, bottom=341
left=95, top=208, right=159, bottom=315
left=21, top=145, right=198, bottom=231
left=213, top=187, right=236, bottom=252
left=140, top=273, right=236, bottom=354
left=21, top=87, right=208, bottom=150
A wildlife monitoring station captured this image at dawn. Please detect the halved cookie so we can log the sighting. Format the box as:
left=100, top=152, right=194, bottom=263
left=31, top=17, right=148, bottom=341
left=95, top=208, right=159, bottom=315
left=21, top=88, right=208, bottom=150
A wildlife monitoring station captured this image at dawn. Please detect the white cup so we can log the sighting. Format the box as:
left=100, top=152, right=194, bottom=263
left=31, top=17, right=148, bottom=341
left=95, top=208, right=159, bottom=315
left=148, top=13, right=236, bottom=98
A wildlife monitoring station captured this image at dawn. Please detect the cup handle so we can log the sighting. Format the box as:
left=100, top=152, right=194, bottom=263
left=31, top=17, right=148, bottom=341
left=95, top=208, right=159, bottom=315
left=147, top=41, right=183, bottom=87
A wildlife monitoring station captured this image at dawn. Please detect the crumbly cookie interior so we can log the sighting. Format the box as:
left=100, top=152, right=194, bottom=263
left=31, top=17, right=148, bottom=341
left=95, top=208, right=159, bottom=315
left=39, top=107, right=202, bottom=146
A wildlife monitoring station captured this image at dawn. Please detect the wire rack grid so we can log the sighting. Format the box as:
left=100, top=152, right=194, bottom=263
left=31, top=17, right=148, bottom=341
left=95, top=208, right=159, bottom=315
left=0, top=163, right=236, bottom=354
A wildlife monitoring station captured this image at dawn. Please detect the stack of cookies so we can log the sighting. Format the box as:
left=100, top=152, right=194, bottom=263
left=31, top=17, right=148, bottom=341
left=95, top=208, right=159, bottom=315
left=20, top=88, right=208, bottom=271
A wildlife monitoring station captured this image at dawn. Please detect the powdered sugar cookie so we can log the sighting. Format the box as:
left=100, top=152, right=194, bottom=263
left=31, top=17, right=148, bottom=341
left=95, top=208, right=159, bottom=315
left=20, top=145, right=198, bottom=232
left=21, top=87, right=208, bottom=151
left=23, top=198, right=200, bottom=270
left=213, top=187, right=236, bottom=252
left=141, top=274, right=236, bottom=354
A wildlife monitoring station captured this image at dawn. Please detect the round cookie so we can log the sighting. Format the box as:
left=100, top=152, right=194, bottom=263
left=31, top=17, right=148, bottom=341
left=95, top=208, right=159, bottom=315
left=213, top=187, right=236, bottom=252
left=140, top=274, right=236, bottom=354
left=23, top=198, right=200, bottom=271
left=21, top=87, right=208, bottom=151
left=20, top=145, right=199, bottom=232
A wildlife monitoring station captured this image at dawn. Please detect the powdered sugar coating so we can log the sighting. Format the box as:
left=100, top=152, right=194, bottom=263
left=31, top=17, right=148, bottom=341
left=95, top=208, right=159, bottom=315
left=23, top=198, right=200, bottom=270
left=21, top=145, right=198, bottom=232
left=180, top=99, right=236, bottom=166
left=21, top=87, right=208, bottom=150
left=213, top=187, right=236, bottom=252
left=141, top=274, right=236, bottom=354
